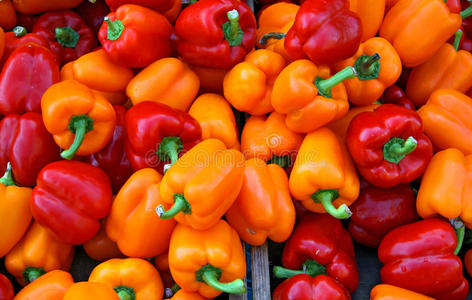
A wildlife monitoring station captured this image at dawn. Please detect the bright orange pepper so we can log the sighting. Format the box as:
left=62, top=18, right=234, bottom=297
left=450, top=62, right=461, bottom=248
left=188, top=65, right=227, bottom=94
left=5, top=221, right=74, bottom=286
left=89, top=258, right=164, bottom=300
left=289, top=127, right=360, bottom=219
left=379, top=0, right=461, bottom=67
left=188, top=94, right=239, bottom=150
left=327, top=104, right=379, bottom=141
left=350, top=0, right=385, bottom=42
left=63, top=282, right=120, bottom=300
left=417, top=89, right=472, bottom=154
left=226, top=158, right=296, bottom=246
left=106, top=168, right=176, bottom=258
left=12, top=0, right=82, bottom=14
left=465, top=249, right=472, bottom=278
left=41, top=80, right=116, bottom=159
left=0, top=0, right=16, bottom=31
left=370, top=284, right=435, bottom=300
left=13, top=270, right=74, bottom=300
left=169, top=290, right=209, bottom=300
left=169, top=220, right=246, bottom=298
left=83, top=220, right=124, bottom=262
left=223, top=49, right=286, bottom=115
left=127, top=57, right=200, bottom=112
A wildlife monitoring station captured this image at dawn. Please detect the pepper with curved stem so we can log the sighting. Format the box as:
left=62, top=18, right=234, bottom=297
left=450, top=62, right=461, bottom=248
left=259, top=32, right=285, bottom=45
left=114, top=285, right=136, bottom=300
left=157, top=136, right=183, bottom=172
left=104, top=17, right=124, bottom=41
left=196, top=265, right=246, bottom=294
left=223, top=10, right=243, bottom=46
left=0, top=163, right=16, bottom=186
left=273, top=259, right=327, bottom=279
left=311, top=189, right=352, bottom=219
left=22, top=267, right=45, bottom=284
left=383, top=136, right=418, bottom=164
left=451, top=218, right=465, bottom=255
left=61, top=115, right=94, bottom=160
left=156, top=194, right=191, bottom=219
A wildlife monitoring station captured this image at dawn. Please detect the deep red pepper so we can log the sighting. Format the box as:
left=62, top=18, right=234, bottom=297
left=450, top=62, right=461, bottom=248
left=74, top=0, right=111, bottom=36
left=32, top=10, right=97, bottom=65
left=16, top=14, right=39, bottom=33
left=105, top=0, right=174, bottom=15
left=461, top=36, right=472, bottom=51
left=379, top=218, right=469, bottom=300
left=31, top=160, right=113, bottom=245
left=348, top=184, right=419, bottom=248
left=174, top=0, right=257, bottom=69
left=284, top=0, right=361, bottom=65
left=0, top=43, right=60, bottom=115
left=0, top=113, right=61, bottom=187
left=0, top=274, right=13, bottom=300
left=379, top=86, right=416, bottom=110
left=447, top=0, right=462, bottom=13
left=273, top=274, right=351, bottom=300
left=346, top=104, right=433, bottom=188
left=125, top=101, right=202, bottom=174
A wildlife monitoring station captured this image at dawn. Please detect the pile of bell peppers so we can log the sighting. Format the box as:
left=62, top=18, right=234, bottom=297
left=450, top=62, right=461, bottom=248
left=1, top=0, right=472, bottom=299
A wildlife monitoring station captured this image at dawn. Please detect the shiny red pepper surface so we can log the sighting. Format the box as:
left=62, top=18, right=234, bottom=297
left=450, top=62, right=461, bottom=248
left=0, top=29, right=50, bottom=68
left=380, top=86, right=416, bottom=110
left=105, top=0, right=174, bottom=15
left=273, top=274, right=351, bottom=300
left=0, top=274, right=13, bottom=300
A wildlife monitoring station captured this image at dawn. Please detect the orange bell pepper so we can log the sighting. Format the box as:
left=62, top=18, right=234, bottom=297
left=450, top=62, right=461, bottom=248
left=41, top=80, right=116, bottom=160
left=13, top=270, right=74, bottom=300
left=223, top=49, right=286, bottom=115
left=370, top=284, right=435, bottom=300
left=63, top=282, right=120, bottom=300
left=188, top=93, right=239, bottom=150
left=0, top=0, right=16, bottom=31
left=157, top=139, right=245, bottom=230
left=0, top=164, right=32, bottom=258
left=169, top=290, right=209, bottom=300
left=5, top=221, right=74, bottom=286
left=89, top=258, right=164, bottom=300
left=417, top=89, right=472, bottom=154
left=106, top=168, right=176, bottom=258
left=349, top=0, right=385, bottom=42
left=127, top=57, right=200, bottom=112
left=334, top=37, right=402, bottom=105
left=83, top=220, right=124, bottom=262
left=379, top=0, right=461, bottom=67
left=61, top=49, right=134, bottom=105
left=188, top=64, right=227, bottom=94
left=169, top=220, right=246, bottom=298
left=327, top=104, right=379, bottom=141
left=289, top=127, right=360, bottom=219
left=12, top=0, right=82, bottom=14
left=465, top=249, right=472, bottom=278
left=225, top=158, right=296, bottom=246
left=406, top=31, right=472, bottom=106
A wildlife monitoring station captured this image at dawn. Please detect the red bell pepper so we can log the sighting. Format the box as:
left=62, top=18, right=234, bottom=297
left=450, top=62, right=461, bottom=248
left=447, top=0, right=462, bottom=13
left=346, top=104, right=433, bottom=188
left=32, top=10, right=96, bottom=65
left=0, top=274, right=13, bottom=300
left=174, top=0, right=257, bottom=69
left=16, top=14, right=39, bottom=33
left=273, top=274, right=351, bottom=300
left=348, top=184, right=419, bottom=248
left=379, top=86, right=416, bottom=110
left=461, top=0, right=472, bottom=38
left=0, top=43, right=60, bottom=115
left=125, top=101, right=202, bottom=174
left=99, top=4, right=172, bottom=68
left=74, top=0, right=110, bottom=35
left=31, top=160, right=113, bottom=245
left=379, top=218, right=469, bottom=300
left=284, top=0, right=362, bottom=65
left=273, top=214, right=358, bottom=293
left=85, top=105, right=133, bottom=194
left=105, top=0, right=175, bottom=15
left=0, top=113, right=61, bottom=187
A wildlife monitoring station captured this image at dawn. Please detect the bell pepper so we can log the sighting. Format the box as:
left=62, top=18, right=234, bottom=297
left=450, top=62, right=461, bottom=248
left=379, top=0, right=462, bottom=67
left=13, top=270, right=74, bottom=300
left=0, top=0, right=16, bottom=31
left=31, top=160, right=113, bottom=245
left=169, top=220, right=246, bottom=298
left=271, top=53, right=381, bottom=133
left=379, top=85, right=416, bottom=110
left=157, top=139, right=245, bottom=230
left=41, top=80, right=116, bottom=159
left=223, top=49, right=285, bottom=115
left=125, top=101, right=201, bottom=174
left=0, top=113, right=61, bottom=187
left=417, top=89, right=472, bottom=154
left=83, top=220, right=124, bottom=261
left=370, top=284, right=435, bottom=300
left=348, top=184, right=419, bottom=248
left=63, top=282, right=120, bottom=300
left=350, top=0, right=385, bottom=42
left=89, top=258, right=164, bottom=300
left=346, top=104, right=433, bottom=188
left=273, top=274, right=351, bottom=300
left=465, top=248, right=472, bottom=277
left=289, top=128, right=359, bottom=219
left=74, top=0, right=111, bottom=35
left=378, top=218, right=469, bottom=299
left=12, top=0, right=82, bottom=14
left=284, top=0, right=361, bottom=65
left=169, top=290, right=208, bottom=300
left=174, top=0, right=257, bottom=69
left=334, top=37, right=402, bottom=105
left=105, top=0, right=181, bottom=23
left=327, top=104, right=379, bottom=142
left=5, top=221, right=74, bottom=286
left=0, top=27, right=50, bottom=68
left=188, top=93, right=239, bottom=150
left=32, top=10, right=96, bottom=65
left=127, top=57, right=200, bottom=112
left=99, top=4, right=172, bottom=68
left=61, top=49, right=134, bottom=105
left=226, top=158, right=296, bottom=246
left=0, top=274, right=13, bottom=300
left=16, top=14, right=38, bottom=33
left=0, top=43, right=60, bottom=115
left=273, top=214, right=359, bottom=293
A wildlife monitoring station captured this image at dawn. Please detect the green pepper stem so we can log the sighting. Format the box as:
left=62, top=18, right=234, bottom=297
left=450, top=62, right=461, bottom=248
left=452, top=218, right=465, bottom=255
left=311, top=189, right=351, bottom=219
left=157, top=136, right=183, bottom=166
left=227, top=10, right=240, bottom=41
left=114, top=286, right=136, bottom=300
left=104, top=16, right=124, bottom=41
left=259, top=32, right=286, bottom=45
left=156, top=193, right=191, bottom=219
left=61, top=115, right=94, bottom=160
left=88, top=0, right=97, bottom=2
left=201, top=266, right=246, bottom=294
left=383, top=136, right=417, bottom=164
left=273, top=259, right=327, bottom=279
left=267, top=155, right=291, bottom=169
left=453, top=29, right=463, bottom=51
left=223, top=9, right=243, bottom=46
left=461, top=5, right=472, bottom=19
left=13, top=26, right=27, bottom=37
left=315, top=67, right=356, bottom=98
left=23, top=267, right=45, bottom=284
left=55, top=27, right=80, bottom=48
left=0, top=163, right=16, bottom=187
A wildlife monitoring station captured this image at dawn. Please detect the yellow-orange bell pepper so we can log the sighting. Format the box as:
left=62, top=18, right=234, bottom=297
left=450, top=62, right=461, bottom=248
left=169, top=290, right=209, bottom=300
left=0, top=0, right=16, bottom=30
left=63, top=282, right=120, bottom=300
left=13, top=270, right=74, bottom=300
left=169, top=220, right=246, bottom=298
left=350, top=0, right=385, bottom=42
left=289, top=127, right=360, bottom=219
left=83, top=220, right=124, bottom=262
left=370, top=284, right=435, bottom=300
left=327, top=104, right=379, bottom=141
left=12, top=0, right=82, bottom=14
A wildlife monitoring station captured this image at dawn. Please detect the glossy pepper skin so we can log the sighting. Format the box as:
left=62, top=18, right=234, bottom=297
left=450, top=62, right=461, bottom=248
left=348, top=184, right=419, bottom=248
left=465, top=249, right=472, bottom=277
left=31, top=160, right=113, bottom=245
left=169, top=290, right=208, bottom=300
left=13, top=270, right=74, bottom=300
left=350, top=0, right=385, bottom=42
left=105, top=0, right=179, bottom=20
left=0, top=28, right=50, bottom=68
left=379, top=0, right=462, bottom=67
left=169, top=220, right=246, bottom=298
left=0, top=274, right=13, bottom=300
left=174, top=0, right=257, bottom=70
left=327, top=104, right=379, bottom=142
left=99, top=4, right=172, bottom=68
left=0, top=28, right=4, bottom=61
left=378, top=218, right=469, bottom=299
left=346, top=104, right=433, bottom=188
left=12, top=0, right=82, bottom=14
left=63, top=282, right=120, bottom=300
left=83, top=220, right=124, bottom=261
left=125, top=101, right=201, bottom=174
left=273, top=274, right=351, bottom=300
left=0, top=113, right=61, bottom=187
left=0, top=43, right=60, bottom=115
left=370, top=284, right=435, bottom=300
left=380, top=86, right=416, bottom=110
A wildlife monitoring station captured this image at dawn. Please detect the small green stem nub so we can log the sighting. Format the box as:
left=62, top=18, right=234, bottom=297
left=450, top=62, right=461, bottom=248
left=61, top=115, right=94, bottom=160
left=114, top=286, right=136, bottom=300
left=311, top=189, right=351, bottom=219
left=196, top=265, right=246, bottom=294
left=157, top=136, right=184, bottom=166
left=354, top=53, right=381, bottom=80
left=267, top=155, right=291, bottom=169
left=461, top=5, right=472, bottom=19
left=156, top=193, right=191, bottom=219
left=0, top=163, right=16, bottom=187
left=222, top=9, right=244, bottom=46
left=259, top=32, right=286, bottom=45
left=104, top=16, right=124, bottom=41
left=451, top=218, right=465, bottom=255
left=13, top=26, right=27, bottom=37
left=453, top=29, right=463, bottom=51
left=383, top=136, right=417, bottom=164
left=23, top=267, right=45, bottom=284
left=273, top=259, right=327, bottom=279
left=55, top=27, right=80, bottom=48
